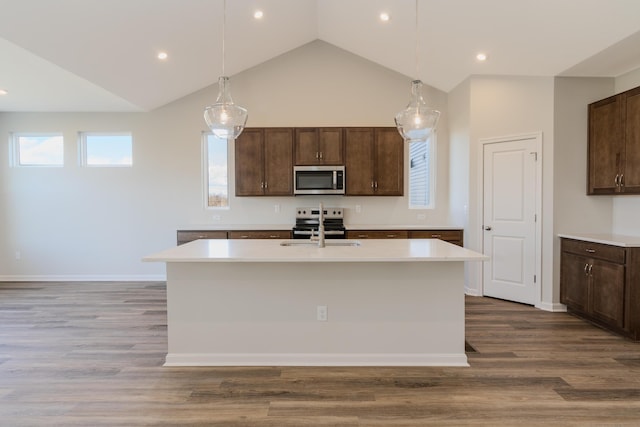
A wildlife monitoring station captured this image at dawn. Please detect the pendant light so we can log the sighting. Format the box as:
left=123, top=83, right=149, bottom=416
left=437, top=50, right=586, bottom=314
left=204, top=0, right=248, bottom=139
left=395, top=0, right=440, bottom=143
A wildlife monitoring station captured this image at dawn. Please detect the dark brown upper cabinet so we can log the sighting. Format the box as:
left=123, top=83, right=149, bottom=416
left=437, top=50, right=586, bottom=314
left=294, top=127, right=344, bottom=165
left=588, top=86, right=640, bottom=195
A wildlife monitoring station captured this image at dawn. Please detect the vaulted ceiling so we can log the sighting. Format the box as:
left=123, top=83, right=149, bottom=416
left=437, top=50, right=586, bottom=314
left=1, top=0, right=640, bottom=112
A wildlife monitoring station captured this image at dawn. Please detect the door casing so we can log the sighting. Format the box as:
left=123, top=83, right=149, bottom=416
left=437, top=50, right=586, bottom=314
left=477, top=132, right=543, bottom=306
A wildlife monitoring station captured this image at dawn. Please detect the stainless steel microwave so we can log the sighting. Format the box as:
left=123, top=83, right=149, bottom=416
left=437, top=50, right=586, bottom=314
left=294, top=166, right=345, bottom=195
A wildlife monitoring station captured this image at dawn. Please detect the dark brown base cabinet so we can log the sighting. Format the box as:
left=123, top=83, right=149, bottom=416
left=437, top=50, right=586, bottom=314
left=346, top=229, right=463, bottom=247
left=178, top=229, right=463, bottom=247
left=176, top=230, right=227, bottom=246
left=560, top=238, right=640, bottom=340
left=177, top=230, right=292, bottom=245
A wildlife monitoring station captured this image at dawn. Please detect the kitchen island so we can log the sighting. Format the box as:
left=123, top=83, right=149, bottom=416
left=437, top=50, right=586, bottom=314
left=143, top=238, right=487, bottom=367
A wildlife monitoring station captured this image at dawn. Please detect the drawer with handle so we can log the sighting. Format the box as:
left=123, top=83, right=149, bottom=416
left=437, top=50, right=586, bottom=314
left=561, top=238, right=625, bottom=264
left=346, top=230, right=409, bottom=239
left=176, top=230, right=228, bottom=245
left=409, top=230, right=463, bottom=245
left=228, top=230, right=292, bottom=239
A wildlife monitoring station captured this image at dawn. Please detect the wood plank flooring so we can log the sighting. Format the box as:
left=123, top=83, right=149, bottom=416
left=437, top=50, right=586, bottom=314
left=1, top=281, right=640, bottom=426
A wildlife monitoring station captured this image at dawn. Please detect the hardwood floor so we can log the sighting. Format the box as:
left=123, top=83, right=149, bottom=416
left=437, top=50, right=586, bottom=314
left=1, top=281, right=640, bottom=426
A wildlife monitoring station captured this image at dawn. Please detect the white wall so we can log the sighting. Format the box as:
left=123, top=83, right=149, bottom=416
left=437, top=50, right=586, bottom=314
left=553, top=77, right=617, bottom=303
left=447, top=79, right=472, bottom=293
left=615, top=67, right=640, bottom=93
left=0, top=41, right=454, bottom=280
left=464, top=76, right=555, bottom=307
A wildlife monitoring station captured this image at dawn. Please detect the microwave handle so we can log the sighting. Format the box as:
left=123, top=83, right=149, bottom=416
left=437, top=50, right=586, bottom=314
left=333, top=171, right=337, bottom=189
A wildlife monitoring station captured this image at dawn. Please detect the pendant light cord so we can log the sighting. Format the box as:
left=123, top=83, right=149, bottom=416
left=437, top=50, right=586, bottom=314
left=415, top=0, right=419, bottom=79
left=222, top=0, right=226, bottom=76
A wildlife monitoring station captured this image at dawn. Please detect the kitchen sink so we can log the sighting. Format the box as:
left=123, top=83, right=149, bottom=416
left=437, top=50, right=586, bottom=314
left=280, top=240, right=361, bottom=247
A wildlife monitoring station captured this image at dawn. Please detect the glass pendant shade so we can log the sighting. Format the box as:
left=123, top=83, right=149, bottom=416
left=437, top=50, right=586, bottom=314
left=395, top=80, right=440, bottom=143
left=204, top=76, right=248, bottom=139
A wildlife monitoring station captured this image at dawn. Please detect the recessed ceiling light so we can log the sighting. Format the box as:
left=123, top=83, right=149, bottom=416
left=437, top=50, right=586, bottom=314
left=0, top=89, right=7, bottom=96
left=476, top=52, right=488, bottom=62
left=157, top=51, right=168, bottom=60
left=379, top=12, right=390, bottom=22
left=254, top=10, right=264, bottom=19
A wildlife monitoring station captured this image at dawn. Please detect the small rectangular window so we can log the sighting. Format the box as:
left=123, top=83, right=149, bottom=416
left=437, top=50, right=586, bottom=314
left=408, top=135, right=435, bottom=209
left=204, top=133, right=229, bottom=208
left=80, top=132, right=132, bottom=166
left=12, top=133, right=64, bottom=166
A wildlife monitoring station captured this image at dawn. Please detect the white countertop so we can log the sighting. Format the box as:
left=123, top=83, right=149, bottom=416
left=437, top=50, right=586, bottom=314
left=144, top=238, right=488, bottom=263
left=558, top=233, right=640, bottom=247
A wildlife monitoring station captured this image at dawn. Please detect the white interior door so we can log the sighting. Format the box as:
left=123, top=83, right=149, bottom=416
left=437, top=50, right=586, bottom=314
left=482, top=135, right=540, bottom=305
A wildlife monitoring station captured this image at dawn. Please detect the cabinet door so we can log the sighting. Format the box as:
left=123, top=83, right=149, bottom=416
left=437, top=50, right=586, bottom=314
left=560, top=252, right=590, bottom=313
left=590, top=258, right=626, bottom=329
left=345, top=128, right=375, bottom=195
left=264, top=128, right=294, bottom=196
left=588, top=96, right=623, bottom=194
left=374, top=128, right=404, bottom=196
left=294, top=128, right=319, bottom=165
left=318, top=128, right=344, bottom=165
left=623, top=87, right=640, bottom=194
left=235, top=129, right=265, bottom=196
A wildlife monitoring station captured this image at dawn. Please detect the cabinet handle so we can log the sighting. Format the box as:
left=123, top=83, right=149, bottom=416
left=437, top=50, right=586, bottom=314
left=585, top=248, right=596, bottom=253
left=374, top=181, right=378, bottom=189
left=615, top=174, right=620, bottom=186
left=260, top=182, right=265, bottom=189
left=315, top=151, right=319, bottom=160
left=620, top=174, right=624, bottom=187
left=584, top=263, right=589, bottom=275
left=264, top=182, right=268, bottom=189
left=358, top=234, right=368, bottom=238
left=371, top=181, right=375, bottom=188
left=319, top=151, right=323, bottom=160
left=269, top=235, right=278, bottom=238
left=431, top=234, right=442, bottom=238
left=387, top=234, right=397, bottom=238
left=588, top=264, right=593, bottom=276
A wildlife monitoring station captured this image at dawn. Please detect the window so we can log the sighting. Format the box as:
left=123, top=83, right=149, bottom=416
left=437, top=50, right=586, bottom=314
left=12, top=133, right=64, bottom=166
left=408, top=135, right=435, bottom=208
left=80, top=132, right=132, bottom=166
left=203, top=133, right=229, bottom=208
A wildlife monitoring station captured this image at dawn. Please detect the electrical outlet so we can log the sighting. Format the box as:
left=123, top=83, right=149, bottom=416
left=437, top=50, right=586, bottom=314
left=15, top=251, right=21, bottom=260
left=274, top=204, right=280, bottom=213
left=355, top=205, right=361, bottom=213
left=417, top=213, right=426, bottom=220
left=212, top=214, right=221, bottom=221
left=317, top=305, right=328, bottom=321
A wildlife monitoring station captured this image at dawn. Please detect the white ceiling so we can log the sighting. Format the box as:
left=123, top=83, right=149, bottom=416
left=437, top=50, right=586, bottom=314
left=1, top=0, right=640, bottom=113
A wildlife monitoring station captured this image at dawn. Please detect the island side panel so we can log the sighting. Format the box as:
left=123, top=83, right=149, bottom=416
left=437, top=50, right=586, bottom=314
left=164, top=261, right=466, bottom=366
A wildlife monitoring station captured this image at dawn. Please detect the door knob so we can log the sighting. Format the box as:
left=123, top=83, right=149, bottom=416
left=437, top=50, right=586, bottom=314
left=484, top=226, right=492, bottom=231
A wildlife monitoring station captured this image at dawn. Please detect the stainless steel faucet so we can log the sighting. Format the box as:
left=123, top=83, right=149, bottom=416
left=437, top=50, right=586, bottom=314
left=310, top=202, right=326, bottom=247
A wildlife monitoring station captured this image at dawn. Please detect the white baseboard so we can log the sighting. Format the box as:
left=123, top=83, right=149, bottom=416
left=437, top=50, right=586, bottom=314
left=464, top=286, right=483, bottom=296
left=164, top=352, right=470, bottom=367
left=0, top=274, right=166, bottom=282
left=535, top=301, right=567, bottom=312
